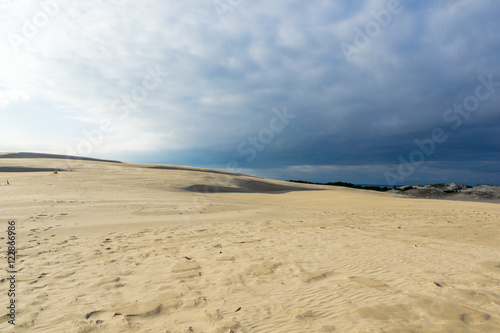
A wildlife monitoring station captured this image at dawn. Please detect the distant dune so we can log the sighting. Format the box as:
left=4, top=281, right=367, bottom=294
left=1, top=153, right=499, bottom=332
left=0, top=167, right=68, bottom=172
left=0, top=152, right=121, bottom=163
left=185, top=180, right=314, bottom=193
left=0, top=152, right=319, bottom=193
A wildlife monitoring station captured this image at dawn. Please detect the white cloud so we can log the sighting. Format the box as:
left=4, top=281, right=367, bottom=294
left=0, top=90, right=30, bottom=109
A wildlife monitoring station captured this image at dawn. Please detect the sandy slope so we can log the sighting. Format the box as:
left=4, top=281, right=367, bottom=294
left=0, top=155, right=499, bottom=332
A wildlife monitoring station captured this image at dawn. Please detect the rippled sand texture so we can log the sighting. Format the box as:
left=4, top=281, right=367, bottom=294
left=1, top=155, right=499, bottom=332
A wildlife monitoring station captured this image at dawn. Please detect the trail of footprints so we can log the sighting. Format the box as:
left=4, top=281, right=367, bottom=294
left=13, top=219, right=499, bottom=332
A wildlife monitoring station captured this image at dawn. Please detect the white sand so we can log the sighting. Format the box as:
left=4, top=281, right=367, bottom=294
left=0, top=156, right=499, bottom=332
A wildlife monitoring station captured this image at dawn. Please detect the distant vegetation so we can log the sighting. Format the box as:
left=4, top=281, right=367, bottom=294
left=399, top=185, right=415, bottom=191
left=287, top=180, right=395, bottom=192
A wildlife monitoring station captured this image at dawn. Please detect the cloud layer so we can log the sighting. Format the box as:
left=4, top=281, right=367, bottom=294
left=1, top=0, right=499, bottom=185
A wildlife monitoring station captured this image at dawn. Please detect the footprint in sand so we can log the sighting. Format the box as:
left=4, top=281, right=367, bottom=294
left=85, top=310, right=119, bottom=321
left=479, top=261, right=500, bottom=274
left=94, top=276, right=121, bottom=287
left=460, top=311, right=492, bottom=324
left=203, top=310, right=240, bottom=333
left=86, top=300, right=170, bottom=325
left=244, top=261, right=282, bottom=277
left=300, top=269, right=334, bottom=283
left=171, top=262, right=201, bottom=279
left=349, top=276, right=388, bottom=288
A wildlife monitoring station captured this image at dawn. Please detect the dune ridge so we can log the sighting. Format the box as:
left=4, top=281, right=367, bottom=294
left=0, top=152, right=122, bottom=163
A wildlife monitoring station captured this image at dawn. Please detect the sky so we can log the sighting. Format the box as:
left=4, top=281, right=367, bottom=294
left=1, top=0, right=499, bottom=185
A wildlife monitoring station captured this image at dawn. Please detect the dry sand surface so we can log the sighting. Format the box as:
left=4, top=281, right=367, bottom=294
left=0, top=154, right=499, bottom=332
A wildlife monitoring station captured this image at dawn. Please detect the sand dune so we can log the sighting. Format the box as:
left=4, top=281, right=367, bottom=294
left=0, top=155, right=499, bottom=332
left=0, top=152, right=122, bottom=163
left=185, top=180, right=314, bottom=193
left=0, top=167, right=68, bottom=173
